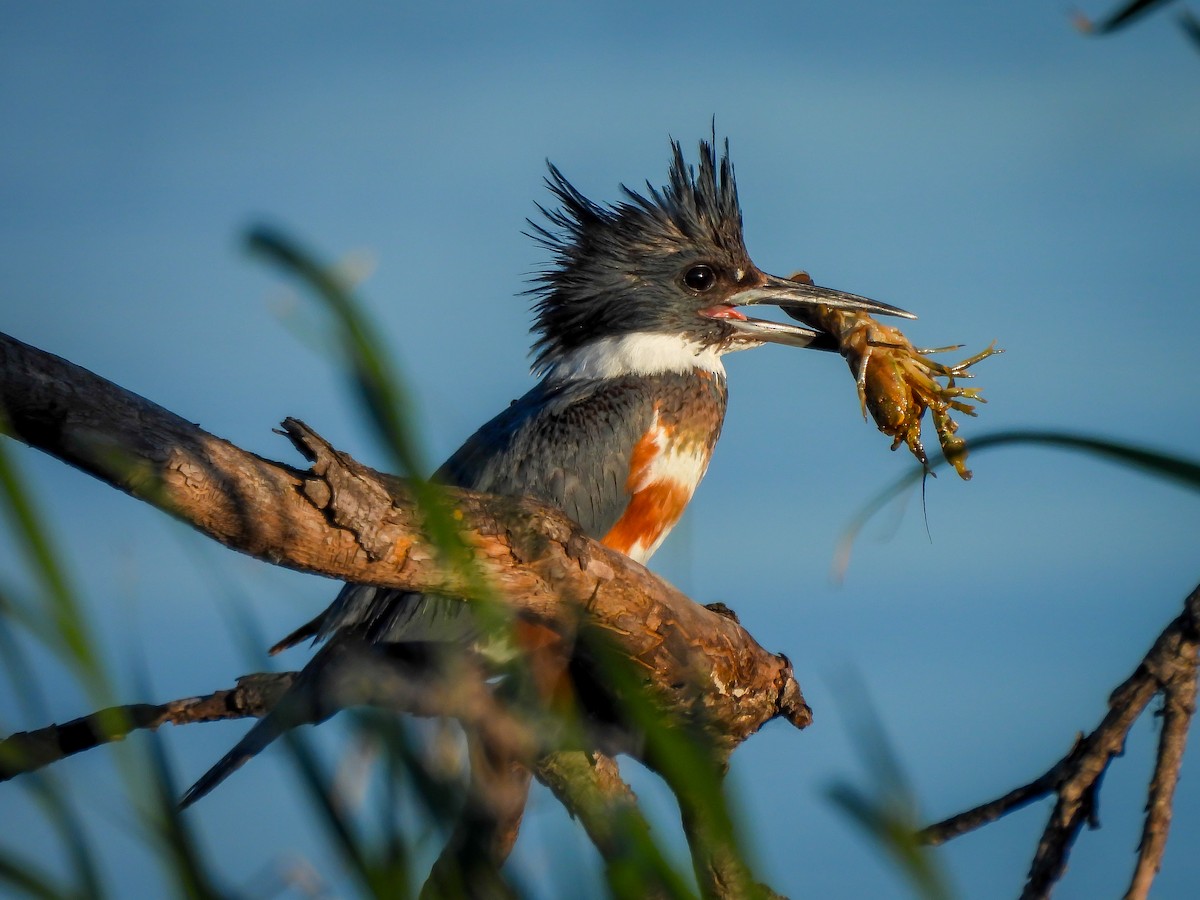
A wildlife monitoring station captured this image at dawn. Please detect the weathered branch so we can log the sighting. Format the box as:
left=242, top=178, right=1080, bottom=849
left=0, top=331, right=811, bottom=756
left=0, top=652, right=540, bottom=785
left=0, top=674, right=296, bottom=780
left=536, top=750, right=680, bottom=899
left=0, top=676, right=683, bottom=897
left=919, top=583, right=1200, bottom=900
left=0, top=662, right=739, bottom=897
left=0, top=329, right=810, bottom=899
left=1124, top=591, right=1198, bottom=900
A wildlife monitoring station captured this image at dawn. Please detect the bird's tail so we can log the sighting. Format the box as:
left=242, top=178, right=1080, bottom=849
left=179, top=642, right=349, bottom=808
left=178, top=709, right=289, bottom=808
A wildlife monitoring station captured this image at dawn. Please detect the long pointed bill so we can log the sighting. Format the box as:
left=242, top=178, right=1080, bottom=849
left=717, top=273, right=915, bottom=350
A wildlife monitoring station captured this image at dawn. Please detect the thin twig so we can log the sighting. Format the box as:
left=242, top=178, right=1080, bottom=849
left=919, top=583, right=1200, bottom=900
left=919, top=746, right=1078, bottom=846
left=1125, top=589, right=1200, bottom=900
left=0, top=674, right=295, bottom=780
left=1019, top=665, right=1161, bottom=899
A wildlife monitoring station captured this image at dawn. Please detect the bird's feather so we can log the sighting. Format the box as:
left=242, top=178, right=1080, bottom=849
left=183, top=139, right=741, bottom=805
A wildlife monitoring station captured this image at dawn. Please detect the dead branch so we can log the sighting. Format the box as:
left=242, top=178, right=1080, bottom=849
left=1124, top=592, right=1198, bottom=900
left=536, top=750, right=679, bottom=898
left=919, top=582, right=1200, bottom=900
left=0, top=329, right=810, bottom=897
left=0, top=653, right=539, bottom=785
left=0, top=672, right=689, bottom=897
left=0, top=674, right=296, bottom=780
left=0, top=330, right=810, bottom=754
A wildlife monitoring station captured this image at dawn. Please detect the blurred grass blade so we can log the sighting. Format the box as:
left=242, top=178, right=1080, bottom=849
left=354, top=710, right=463, bottom=838
left=967, top=430, right=1200, bottom=488
left=281, top=729, right=399, bottom=898
left=375, top=732, right=413, bottom=893
left=1076, top=0, right=1177, bottom=33
left=245, top=226, right=484, bottom=590
left=0, top=437, right=104, bottom=687
left=827, top=678, right=954, bottom=900
left=537, top=745, right=695, bottom=899
left=827, top=783, right=952, bottom=900
left=140, top=730, right=226, bottom=900
left=0, top=593, right=51, bottom=722
left=20, top=776, right=105, bottom=900
left=578, top=627, right=758, bottom=898
left=836, top=429, right=1200, bottom=578
left=0, top=439, right=72, bottom=604
left=203, top=586, right=415, bottom=894
left=0, top=846, right=63, bottom=900
left=1179, top=7, right=1200, bottom=48
left=207, top=595, right=412, bottom=895
left=245, top=226, right=427, bottom=480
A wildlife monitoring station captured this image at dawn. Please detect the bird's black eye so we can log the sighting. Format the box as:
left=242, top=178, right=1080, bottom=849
left=683, top=265, right=717, bottom=292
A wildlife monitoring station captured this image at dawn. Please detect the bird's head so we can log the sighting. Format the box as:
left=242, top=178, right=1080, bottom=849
left=528, top=138, right=912, bottom=378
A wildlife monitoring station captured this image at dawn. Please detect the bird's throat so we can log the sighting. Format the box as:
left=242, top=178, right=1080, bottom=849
left=543, top=332, right=727, bottom=382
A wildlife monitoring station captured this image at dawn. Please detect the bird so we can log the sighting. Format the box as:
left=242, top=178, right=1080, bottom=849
left=180, top=137, right=912, bottom=807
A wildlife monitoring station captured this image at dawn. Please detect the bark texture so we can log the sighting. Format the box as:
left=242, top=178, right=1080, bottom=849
left=0, top=330, right=811, bottom=898
left=0, top=331, right=811, bottom=750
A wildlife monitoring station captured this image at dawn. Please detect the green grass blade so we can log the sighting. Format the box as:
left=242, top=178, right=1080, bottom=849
left=244, top=227, right=428, bottom=481
left=967, top=430, right=1200, bottom=489
left=245, top=227, right=490, bottom=606
left=0, top=439, right=105, bottom=688
left=138, top=731, right=229, bottom=900
left=0, top=846, right=64, bottom=900
left=20, top=776, right=106, bottom=900
left=1179, top=8, right=1200, bottom=49
left=280, top=729, right=396, bottom=899
left=1080, top=0, right=1176, bottom=34
left=826, top=679, right=954, bottom=900
left=837, top=429, right=1200, bottom=578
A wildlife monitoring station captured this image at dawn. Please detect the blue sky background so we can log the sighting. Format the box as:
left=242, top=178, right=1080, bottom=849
left=3, top=2, right=1199, bottom=896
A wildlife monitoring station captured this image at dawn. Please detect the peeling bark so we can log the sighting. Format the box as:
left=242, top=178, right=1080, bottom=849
left=0, top=331, right=810, bottom=752
left=0, top=329, right=810, bottom=897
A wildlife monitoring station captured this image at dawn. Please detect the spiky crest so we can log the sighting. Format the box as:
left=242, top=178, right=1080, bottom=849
left=527, top=139, right=747, bottom=373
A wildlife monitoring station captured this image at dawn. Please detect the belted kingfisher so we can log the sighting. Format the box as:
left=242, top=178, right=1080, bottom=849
left=181, top=138, right=911, bottom=806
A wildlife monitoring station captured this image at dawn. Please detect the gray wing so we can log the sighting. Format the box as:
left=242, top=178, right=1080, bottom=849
left=277, top=377, right=658, bottom=649
left=437, top=376, right=656, bottom=536
left=191, top=379, right=659, bottom=803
